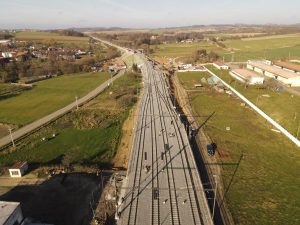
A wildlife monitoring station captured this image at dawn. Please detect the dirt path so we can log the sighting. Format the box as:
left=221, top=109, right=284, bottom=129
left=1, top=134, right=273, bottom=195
left=113, top=104, right=138, bottom=169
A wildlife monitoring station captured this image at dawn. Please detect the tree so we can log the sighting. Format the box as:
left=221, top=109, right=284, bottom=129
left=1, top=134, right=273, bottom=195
left=61, top=154, right=72, bottom=171
left=0, top=71, right=9, bottom=82
left=132, top=63, right=139, bottom=73
left=43, top=38, right=57, bottom=47
left=46, top=52, right=59, bottom=75
left=18, top=61, right=29, bottom=78
left=4, top=62, right=19, bottom=82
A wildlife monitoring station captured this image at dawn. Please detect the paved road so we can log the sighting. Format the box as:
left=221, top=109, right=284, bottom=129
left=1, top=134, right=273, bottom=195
left=117, top=54, right=213, bottom=225
left=0, top=70, right=125, bottom=149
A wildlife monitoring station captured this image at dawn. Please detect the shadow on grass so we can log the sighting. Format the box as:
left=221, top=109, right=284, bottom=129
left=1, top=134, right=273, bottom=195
left=0, top=93, right=21, bottom=100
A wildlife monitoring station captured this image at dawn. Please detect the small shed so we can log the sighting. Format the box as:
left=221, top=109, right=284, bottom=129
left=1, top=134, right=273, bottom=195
left=9, top=161, right=28, bottom=178
left=213, top=61, right=229, bottom=70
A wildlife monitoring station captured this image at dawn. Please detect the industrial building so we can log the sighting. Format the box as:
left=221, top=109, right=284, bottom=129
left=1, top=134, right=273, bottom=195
left=230, top=68, right=265, bottom=85
left=213, top=61, right=229, bottom=70
left=274, top=61, right=300, bottom=74
left=247, top=61, right=300, bottom=87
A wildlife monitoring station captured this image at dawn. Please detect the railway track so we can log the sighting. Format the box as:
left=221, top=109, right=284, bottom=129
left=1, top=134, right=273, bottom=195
left=155, top=70, right=203, bottom=224
left=118, top=55, right=213, bottom=225
left=126, top=77, right=151, bottom=225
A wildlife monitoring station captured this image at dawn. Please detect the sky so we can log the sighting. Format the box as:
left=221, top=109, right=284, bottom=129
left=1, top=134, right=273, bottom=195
left=0, top=0, right=300, bottom=29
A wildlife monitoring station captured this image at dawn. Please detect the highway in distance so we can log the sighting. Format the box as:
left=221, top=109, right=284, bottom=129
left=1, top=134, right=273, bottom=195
left=117, top=54, right=213, bottom=225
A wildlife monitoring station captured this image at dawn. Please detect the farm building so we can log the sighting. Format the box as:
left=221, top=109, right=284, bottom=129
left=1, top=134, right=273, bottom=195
left=247, top=61, right=300, bottom=87
left=274, top=61, right=300, bottom=74
left=213, top=61, right=229, bottom=70
left=230, top=69, right=265, bottom=85
left=9, top=161, right=28, bottom=178
left=0, top=201, right=23, bottom=225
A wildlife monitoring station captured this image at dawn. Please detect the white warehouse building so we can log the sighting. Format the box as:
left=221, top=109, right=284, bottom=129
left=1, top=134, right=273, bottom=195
left=230, top=69, right=265, bottom=85
left=247, top=61, right=300, bottom=87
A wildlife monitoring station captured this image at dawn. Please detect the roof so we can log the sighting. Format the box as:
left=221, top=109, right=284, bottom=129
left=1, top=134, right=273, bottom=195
left=0, top=40, right=10, bottom=44
left=232, top=69, right=264, bottom=79
left=274, top=61, right=300, bottom=72
left=213, top=61, right=227, bottom=67
left=248, top=61, right=300, bottom=79
left=0, top=201, right=20, bottom=225
left=10, top=161, right=28, bottom=169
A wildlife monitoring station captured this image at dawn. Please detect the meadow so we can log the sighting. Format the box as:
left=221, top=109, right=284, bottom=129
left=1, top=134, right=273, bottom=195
left=206, top=65, right=300, bottom=136
left=177, top=72, right=300, bottom=225
left=0, top=72, right=111, bottom=126
left=15, top=31, right=89, bottom=47
left=0, top=72, right=141, bottom=167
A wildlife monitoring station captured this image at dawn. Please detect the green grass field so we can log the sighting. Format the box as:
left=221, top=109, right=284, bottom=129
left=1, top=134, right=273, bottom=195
left=152, top=33, right=300, bottom=62
left=15, top=31, right=88, bottom=42
left=176, top=71, right=211, bottom=90
left=0, top=72, right=111, bottom=126
left=152, top=41, right=219, bottom=58
left=0, top=72, right=141, bottom=167
left=206, top=65, right=300, bottom=135
left=177, top=72, right=300, bottom=225
left=15, top=31, right=89, bottom=47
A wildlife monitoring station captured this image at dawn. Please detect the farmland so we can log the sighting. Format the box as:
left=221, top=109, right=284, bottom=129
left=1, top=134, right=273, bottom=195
left=0, top=72, right=111, bottom=126
left=0, top=72, right=141, bottom=167
left=177, top=72, right=300, bottom=225
left=152, top=33, right=300, bottom=62
left=15, top=31, right=89, bottom=47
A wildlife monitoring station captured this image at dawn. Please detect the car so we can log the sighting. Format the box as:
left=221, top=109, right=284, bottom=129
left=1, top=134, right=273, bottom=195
left=207, top=143, right=217, bottom=156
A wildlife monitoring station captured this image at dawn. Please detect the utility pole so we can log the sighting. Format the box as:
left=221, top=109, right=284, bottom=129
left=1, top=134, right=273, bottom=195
left=8, top=127, right=15, bottom=147
left=75, top=96, right=79, bottom=110
left=173, top=95, right=176, bottom=109
left=100, top=170, right=104, bottom=192
left=110, top=72, right=113, bottom=87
